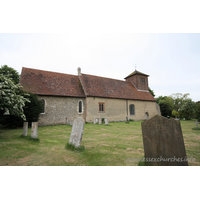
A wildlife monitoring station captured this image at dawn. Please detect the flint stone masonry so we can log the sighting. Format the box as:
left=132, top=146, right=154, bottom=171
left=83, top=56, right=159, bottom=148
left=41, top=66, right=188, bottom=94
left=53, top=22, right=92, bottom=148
left=31, top=122, right=38, bottom=139
left=23, top=122, right=28, bottom=136
left=69, top=117, right=85, bottom=148
left=141, top=115, right=188, bottom=166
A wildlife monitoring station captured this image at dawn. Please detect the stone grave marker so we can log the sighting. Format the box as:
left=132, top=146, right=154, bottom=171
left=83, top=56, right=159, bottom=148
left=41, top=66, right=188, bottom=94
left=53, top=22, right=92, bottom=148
left=23, top=122, right=28, bottom=136
left=31, top=122, right=38, bottom=139
left=105, top=118, right=108, bottom=125
left=98, top=117, right=102, bottom=125
left=94, top=118, right=98, bottom=124
left=69, top=117, right=85, bottom=148
left=141, top=115, right=188, bottom=166
left=125, top=116, right=129, bottom=123
left=195, top=121, right=199, bottom=128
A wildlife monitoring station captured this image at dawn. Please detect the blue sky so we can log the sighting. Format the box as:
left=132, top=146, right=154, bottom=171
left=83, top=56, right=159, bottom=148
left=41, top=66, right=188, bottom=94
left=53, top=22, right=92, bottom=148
left=0, top=33, right=199, bottom=101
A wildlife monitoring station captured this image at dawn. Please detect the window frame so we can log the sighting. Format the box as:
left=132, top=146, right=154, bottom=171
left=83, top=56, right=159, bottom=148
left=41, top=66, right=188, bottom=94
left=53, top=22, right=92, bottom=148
left=98, top=102, right=105, bottom=112
left=129, top=104, right=135, bottom=116
left=78, top=100, right=83, bottom=114
left=41, top=99, right=45, bottom=114
left=141, top=78, right=145, bottom=84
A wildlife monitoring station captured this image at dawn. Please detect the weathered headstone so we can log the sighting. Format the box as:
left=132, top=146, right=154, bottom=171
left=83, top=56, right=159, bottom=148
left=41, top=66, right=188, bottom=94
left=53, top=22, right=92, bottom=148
left=141, top=115, right=188, bottom=166
left=99, top=117, right=102, bottom=125
left=23, top=122, right=28, bottom=136
left=125, top=116, right=129, bottom=123
left=94, top=118, right=98, bottom=124
left=105, top=118, right=108, bottom=125
left=195, top=121, right=199, bottom=128
left=69, top=117, right=85, bottom=148
left=31, top=122, right=38, bottom=139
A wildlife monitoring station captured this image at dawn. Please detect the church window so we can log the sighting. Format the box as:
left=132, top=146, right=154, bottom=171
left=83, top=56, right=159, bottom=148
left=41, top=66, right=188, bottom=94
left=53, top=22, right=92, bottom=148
left=141, top=78, right=145, bottom=84
left=99, top=103, right=105, bottom=112
left=129, top=104, right=135, bottom=115
left=78, top=100, right=83, bottom=114
left=41, top=99, right=45, bottom=114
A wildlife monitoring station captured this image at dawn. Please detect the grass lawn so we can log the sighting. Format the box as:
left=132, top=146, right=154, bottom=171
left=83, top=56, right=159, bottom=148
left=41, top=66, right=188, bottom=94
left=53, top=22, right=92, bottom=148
left=0, top=120, right=199, bottom=166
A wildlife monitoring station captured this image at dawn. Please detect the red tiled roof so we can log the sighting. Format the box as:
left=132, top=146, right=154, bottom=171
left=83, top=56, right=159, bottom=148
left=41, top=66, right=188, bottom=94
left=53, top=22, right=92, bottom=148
left=79, top=73, right=156, bottom=101
left=20, top=67, right=85, bottom=97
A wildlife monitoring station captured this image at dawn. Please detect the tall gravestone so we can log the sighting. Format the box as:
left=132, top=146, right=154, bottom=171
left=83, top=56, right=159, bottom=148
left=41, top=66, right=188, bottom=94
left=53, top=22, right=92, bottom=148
left=141, top=115, right=188, bottom=166
left=31, top=122, right=38, bottom=139
left=23, top=122, right=28, bottom=136
left=105, top=118, right=108, bottom=125
left=98, top=117, right=102, bottom=125
left=69, top=117, right=85, bottom=148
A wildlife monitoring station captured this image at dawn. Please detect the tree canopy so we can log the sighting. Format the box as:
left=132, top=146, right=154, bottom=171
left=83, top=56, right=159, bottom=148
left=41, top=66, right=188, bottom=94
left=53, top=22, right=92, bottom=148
left=0, top=65, right=20, bottom=84
left=0, top=74, right=29, bottom=120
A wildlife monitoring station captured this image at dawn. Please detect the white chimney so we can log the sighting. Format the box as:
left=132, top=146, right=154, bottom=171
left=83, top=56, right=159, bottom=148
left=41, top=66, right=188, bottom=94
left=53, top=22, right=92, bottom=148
left=77, top=67, right=81, bottom=76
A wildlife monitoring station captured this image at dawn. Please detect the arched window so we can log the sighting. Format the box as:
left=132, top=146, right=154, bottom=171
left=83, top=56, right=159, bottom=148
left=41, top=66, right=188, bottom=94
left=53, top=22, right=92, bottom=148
left=79, top=100, right=82, bottom=113
left=41, top=99, right=45, bottom=114
left=129, top=104, right=135, bottom=115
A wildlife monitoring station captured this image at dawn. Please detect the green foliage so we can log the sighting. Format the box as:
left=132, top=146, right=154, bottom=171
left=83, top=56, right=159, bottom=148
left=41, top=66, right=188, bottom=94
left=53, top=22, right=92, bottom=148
left=101, top=118, right=105, bottom=123
left=172, top=110, right=179, bottom=118
left=195, top=103, right=200, bottom=122
left=149, top=87, right=155, bottom=97
left=0, top=74, right=30, bottom=121
left=0, top=91, right=43, bottom=128
left=179, top=99, right=196, bottom=120
left=65, top=143, right=85, bottom=152
left=156, top=96, right=174, bottom=117
left=170, top=93, right=190, bottom=112
left=0, top=65, right=20, bottom=84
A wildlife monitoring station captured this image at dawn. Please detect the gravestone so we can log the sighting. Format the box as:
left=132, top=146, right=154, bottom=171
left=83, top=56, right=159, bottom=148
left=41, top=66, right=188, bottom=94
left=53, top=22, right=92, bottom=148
left=69, top=117, right=85, bottom=148
left=141, top=115, right=188, bottom=166
left=125, top=116, right=129, bottom=123
left=105, top=118, right=108, bottom=125
left=99, top=117, right=102, bottom=125
left=195, top=121, right=199, bottom=128
left=31, top=122, right=38, bottom=139
left=94, top=118, right=98, bottom=124
left=23, top=122, right=28, bottom=136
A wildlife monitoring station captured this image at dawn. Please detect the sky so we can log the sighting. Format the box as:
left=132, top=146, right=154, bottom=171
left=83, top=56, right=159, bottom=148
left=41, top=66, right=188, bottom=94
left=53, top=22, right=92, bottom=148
left=0, top=33, right=199, bottom=101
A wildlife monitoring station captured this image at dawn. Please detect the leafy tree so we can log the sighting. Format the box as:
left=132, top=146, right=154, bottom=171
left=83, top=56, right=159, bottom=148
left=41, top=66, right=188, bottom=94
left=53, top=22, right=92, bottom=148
left=170, top=93, right=190, bottom=112
left=149, top=87, right=155, bottom=97
left=179, top=99, right=196, bottom=120
left=0, top=65, right=20, bottom=84
left=172, top=110, right=180, bottom=118
left=0, top=74, right=29, bottom=120
left=0, top=91, right=43, bottom=128
left=156, top=96, right=174, bottom=117
left=195, top=102, right=200, bottom=122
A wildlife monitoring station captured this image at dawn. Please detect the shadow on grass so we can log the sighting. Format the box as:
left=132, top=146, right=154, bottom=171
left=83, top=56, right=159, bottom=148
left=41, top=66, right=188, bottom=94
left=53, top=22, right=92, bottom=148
left=19, top=135, right=40, bottom=142
left=65, top=143, right=85, bottom=152
left=192, top=127, right=200, bottom=130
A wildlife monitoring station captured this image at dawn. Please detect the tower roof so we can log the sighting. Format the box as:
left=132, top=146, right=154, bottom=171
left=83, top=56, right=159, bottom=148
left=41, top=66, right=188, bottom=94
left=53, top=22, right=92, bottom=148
left=124, top=70, right=149, bottom=79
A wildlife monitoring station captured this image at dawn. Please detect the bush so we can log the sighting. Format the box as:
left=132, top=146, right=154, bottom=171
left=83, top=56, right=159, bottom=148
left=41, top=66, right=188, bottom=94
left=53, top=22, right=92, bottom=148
left=0, top=92, right=43, bottom=128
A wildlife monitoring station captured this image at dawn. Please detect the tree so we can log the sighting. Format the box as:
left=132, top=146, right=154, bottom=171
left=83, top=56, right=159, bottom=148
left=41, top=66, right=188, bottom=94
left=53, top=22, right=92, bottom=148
left=149, top=87, right=155, bottom=97
left=0, top=65, right=20, bottom=84
left=195, top=102, right=200, bottom=122
left=170, top=93, right=190, bottom=112
left=156, top=96, right=174, bottom=117
left=0, top=74, right=29, bottom=120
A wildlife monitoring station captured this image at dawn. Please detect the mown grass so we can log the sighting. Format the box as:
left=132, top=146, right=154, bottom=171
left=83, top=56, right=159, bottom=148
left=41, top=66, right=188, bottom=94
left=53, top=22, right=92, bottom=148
left=0, top=119, right=199, bottom=166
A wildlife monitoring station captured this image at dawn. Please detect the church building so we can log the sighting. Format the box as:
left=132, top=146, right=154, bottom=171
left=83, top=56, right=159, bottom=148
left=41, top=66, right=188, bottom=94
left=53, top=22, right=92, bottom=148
left=20, top=67, right=161, bottom=126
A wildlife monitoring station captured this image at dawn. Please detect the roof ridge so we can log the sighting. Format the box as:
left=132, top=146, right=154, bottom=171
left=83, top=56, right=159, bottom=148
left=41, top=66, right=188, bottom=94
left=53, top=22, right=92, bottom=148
left=81, top=73, right=126, bottom=82
left=22, top=67, right=78, bottom=77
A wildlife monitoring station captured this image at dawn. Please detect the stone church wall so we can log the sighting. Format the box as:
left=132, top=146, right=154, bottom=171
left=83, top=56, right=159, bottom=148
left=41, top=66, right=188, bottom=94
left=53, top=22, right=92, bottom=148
left=38, top=96, right=86, bottom=126
left=86, top=97, right=159, bottom=122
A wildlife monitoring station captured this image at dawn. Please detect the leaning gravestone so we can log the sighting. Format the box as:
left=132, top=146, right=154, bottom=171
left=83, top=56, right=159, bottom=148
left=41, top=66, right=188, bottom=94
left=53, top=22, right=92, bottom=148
left=23, top=122, right=28, bottom=136
left=69, top=117, right=85, bottom=148
left=141, top=115, right=188, bottom=166
left=31, top=122, right=38, bottom=139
